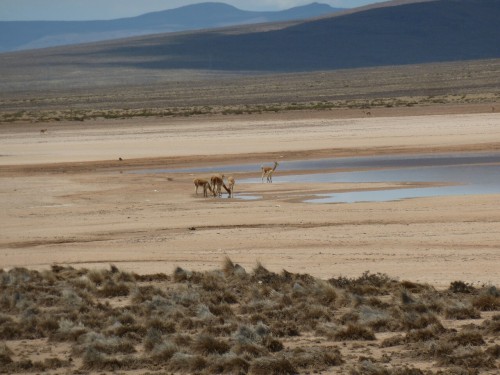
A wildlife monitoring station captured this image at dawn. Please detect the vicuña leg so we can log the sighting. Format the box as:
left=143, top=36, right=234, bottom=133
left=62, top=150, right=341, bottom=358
left=227, top=176, right=235, bottom=197
left=203, top=181, right=214, bottom=197
left=266, top=171, right=274, bottom=183
left=193, top=178, right=206, bottom=195
left=261, top=161, right=279, bottom=183
left=211, top=175, right=225, bottom=197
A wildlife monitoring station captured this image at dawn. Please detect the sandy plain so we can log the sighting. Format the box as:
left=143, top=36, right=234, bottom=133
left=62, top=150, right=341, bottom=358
left=1, top=104, right=499, bottom=289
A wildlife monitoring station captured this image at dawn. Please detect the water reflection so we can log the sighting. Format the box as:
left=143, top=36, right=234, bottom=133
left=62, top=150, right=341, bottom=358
left=134, top=152, right=500, bottom=175
left=132, top=152, right=500, bottom=203
left=243, top=164, right=500, bottom=203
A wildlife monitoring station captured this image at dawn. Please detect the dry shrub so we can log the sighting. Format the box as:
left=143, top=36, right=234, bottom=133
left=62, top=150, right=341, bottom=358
left=98, top=280, right=130, bottom=297
left=289, top=346, right=343, bottom=369
left=208, top=353, right=250, bottom=374
left=308, top=280, right=337, bottom=306
left=2, top=357, right=69, bottom=373
left=329, top=271, right=393, bottom=293
left=223, top=256, right=236, bottom=276
left=0, top=320, right=22, bottom=340
left=168, top=352, right=207, bottom=372
left=78, top=332, right=136, bottom=356
left=171, top=334, right=193, bottom=347
left=203, top=322, right=238, bottom=337
left=449, top=281, right=476, bottom=294
left=350, top=360, right=387, bottom=375
left=207, top=302, right=234, bottom=318
left=178, top=317, right=197, bottom=330
left=223, top=257, right=247, bottom=279
left=87, top=269, right=106, bottom=285
left=133, top=272, right=169, bottom=282
left=332, top=324, right=376, bottom=341
left=173, top=267, right=191, bottom=282
left=151, top=342, right=178, bottom=363
left=233, top=341, right=268, bottom=358
left=485, top=344, right=500, bottom=358
left=145, top=317, right=176, bottom=334
left=472, top=286, right=500, bottom=311
left=192, top=334, right=230, bottom=355
left=270, top=321, right=300, bottom=337
left=405, top=327, right=439, bottom=343
left=200, top=271, right=225, bottom=292
left=252, top=263, right=283, bottom=286
left=81, top=346, right=134, bottom=371
left=107, top=322, right=146, bottom=338
left=426, top=339, right=455, bottom=358
left=448, top=330, right=485, bottom=346
left=113, top=269, right=136, bottom=283
left=198, top=304, right=217, bottom=321
left=301, top=303, right=331, bottom=323
left=234, top=325, right=261, bottom=345
left=340, top=309, right=360, bottom=325
left=435, top=368, right=479, bottom=375
left=481, top=314, right=500, bottom=334
left=51, top=319, right=87, bottom=341
left=390, top=366, right=428, bottom=375
left=0, top=263, right=497, bottom=375
left=401, top=311, right=440, bottom=331
left=472, top=293, right=500, bottom=311
left=262, top=336, right=284, bottom=352
left=40, top=269, right=57, bottom=284
left=400, top=289, right=416, bottom=305
left=380, top=334, right=405, bottom=348
left=0, top=342, right=13, bottom=366
left=143, top=328, right=163, bottom=352
left=249, top=356, right=296, bottom=375
left=131, top=285, right=166, bottom=303
left=366, top=297, right=391, bottom=309
left=444, top=303, right=481, bottom=319
left=359, top=306, right=392, bottom=332
left=70, top=276, right=97, bottom=292
left=351, top=361, right=427, bottom=375
left=436, top=347, right=494, bottom=368
left=400, top=280, right=432, bottom=293
left=40, top=357, right=68, bottom=370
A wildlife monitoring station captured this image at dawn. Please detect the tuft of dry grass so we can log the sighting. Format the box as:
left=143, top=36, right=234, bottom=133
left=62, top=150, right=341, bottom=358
left=192, top=334, right=230, bottom=355
left=0, top=342, right=13, bottom=366
left=444, top=303, right=481, bottom=319
left=472, top=293, right=500, bottom=311
left=168, top=352, right=207, bottom=372
left=332, top=323, right=376, bottom=341
left=448, top=330, right=485, bottom=347
left=248, top=356, right=296, bottom=375
left=436, top=346, right=495, bottom=369
left=449, top=280, right=476, bottom=294
left=150, top=341, right=178, bottom=363
left=289, top=346, right=343, bottom=369
left=0, top=260, right=498, bottom=374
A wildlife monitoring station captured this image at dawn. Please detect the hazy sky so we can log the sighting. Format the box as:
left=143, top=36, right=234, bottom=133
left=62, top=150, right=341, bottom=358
left=0, top=0, right=388, bottom=21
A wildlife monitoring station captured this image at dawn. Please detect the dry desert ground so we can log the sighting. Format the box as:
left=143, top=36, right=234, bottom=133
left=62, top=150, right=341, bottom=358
left=1, top=104, right=500, bottom=374
left=1, top=105, right=500, bottom=287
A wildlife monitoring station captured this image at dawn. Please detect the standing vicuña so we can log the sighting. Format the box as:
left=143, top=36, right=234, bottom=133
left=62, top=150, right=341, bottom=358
left=193, top=178, right=214, bottom=197
left=227, top=176, right=235, bottom=197
left=211, top=174, right=230, bottom=197
left=261, top=161, right=279, bottom=183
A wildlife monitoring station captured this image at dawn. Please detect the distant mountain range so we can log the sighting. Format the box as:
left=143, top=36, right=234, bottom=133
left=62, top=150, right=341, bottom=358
left=85, top=0, right=498, bottom=71
left=0, top=2, right=341, bottom=52
left=1, top=0, right=499, bottom=78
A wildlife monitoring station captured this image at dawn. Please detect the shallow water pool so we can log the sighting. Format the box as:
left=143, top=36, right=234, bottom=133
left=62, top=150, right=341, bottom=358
left=134, top=152, right=500, bottom=203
